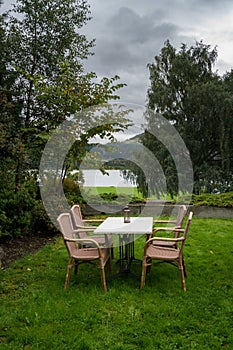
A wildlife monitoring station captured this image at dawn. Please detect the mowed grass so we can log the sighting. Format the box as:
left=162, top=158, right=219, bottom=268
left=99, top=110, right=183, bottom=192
left=83, top=186, right=139, bottom=195
left=1, top=217, right=233, bottom=349
left=82, top=186, right=171, bottom=202
left=83, top=186, right=143, bottom=199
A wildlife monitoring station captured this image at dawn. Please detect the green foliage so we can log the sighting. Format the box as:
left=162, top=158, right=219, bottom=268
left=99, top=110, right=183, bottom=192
left=190, top=192, right=233, bottom=207
left=1, top=0, right=128, bottom=169
left=177, top=191, right=233, bottom=207
left=0, top=0, right=129, bottom=241
left=5, top=0, right=93, bottom=125
left=31, top=62, right=126, bottom=129
left=0, top=187, right=36, bottom=239
left=141, top=40, right=233, bottom=195
left=0, top=175, right=58, bottom=239
left=98, top=192, right=144, bottom=204
left=31, top=200, right=57, bottom=234
left=82, top=186, right=233, bottom=207
left=63, top=177, right=84, bottom=205
left=3, top=0, right=127, bottom=134
left=81, top=186, right=145, bottom=205
left=99, top=192, right=118, bottom=201
left=0, top=217, right=233, bottom=349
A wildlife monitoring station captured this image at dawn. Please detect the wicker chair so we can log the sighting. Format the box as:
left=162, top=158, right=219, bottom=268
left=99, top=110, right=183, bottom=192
left=140, top=211, right=193, bottom=291
left=151, top=205, right=187, bottom=248
left=57, top=212, right=111, bottom=292
left=70, top=204, right=114, bottom=258
left=154, top=204, right=187, bottom=227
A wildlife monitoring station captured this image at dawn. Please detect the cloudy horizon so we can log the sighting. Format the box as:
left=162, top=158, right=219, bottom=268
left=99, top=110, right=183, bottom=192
left=1, top=0, right=233, bottom=106
left=81, top=0, right=233, bottom=105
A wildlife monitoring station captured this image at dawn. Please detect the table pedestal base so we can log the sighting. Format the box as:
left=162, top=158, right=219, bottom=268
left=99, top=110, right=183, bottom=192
left=113, top=234, right=141, bottom=279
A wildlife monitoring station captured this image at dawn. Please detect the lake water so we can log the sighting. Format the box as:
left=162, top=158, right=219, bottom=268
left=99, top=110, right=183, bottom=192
left=82, top=169, right=136, bottom=187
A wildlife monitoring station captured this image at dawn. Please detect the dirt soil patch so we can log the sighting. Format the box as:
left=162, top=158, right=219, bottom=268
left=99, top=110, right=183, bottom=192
left=0, top=231, right=59, bottom=269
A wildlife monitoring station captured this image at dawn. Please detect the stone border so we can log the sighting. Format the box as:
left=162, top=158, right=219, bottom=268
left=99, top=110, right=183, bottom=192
left=83, top=202, right=233, bottom=219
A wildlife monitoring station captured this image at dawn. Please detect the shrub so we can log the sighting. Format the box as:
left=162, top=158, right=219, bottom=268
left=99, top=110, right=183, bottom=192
left=63, top=178, right=84, bottom=205
left=191, top=192, right=233, bottom=207
left=0, top=187, right=37, bottom=239
left=31, top=200, right=58, bottom=234
left=178, top=191, right=233, bottom=207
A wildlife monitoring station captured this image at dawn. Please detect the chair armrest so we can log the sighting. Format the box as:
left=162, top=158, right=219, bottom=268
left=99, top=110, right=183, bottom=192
left=64, top=236, right=103, bottom=254
left=150, top=236, right=185, bottom=242
left=145, top=235, right=184, bottom=246
left=154, top=219, right=176, bottom=224
left=74, top=226, right=96, bottom=231
left=153, top=226, right=180, bottom=232
left=82, top=219, right=104, bottom=223
left=143, top=236, right=185, bottom=254
left=152, top=227, right=183, bottom=235
left=64, top=236, right=99, bottom=245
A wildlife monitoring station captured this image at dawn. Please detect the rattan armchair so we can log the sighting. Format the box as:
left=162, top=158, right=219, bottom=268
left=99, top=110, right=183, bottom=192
left=151, top=205, right=187, bottom=248
left=57, top=212, right=111, bottom=292
left=154, top=204, right=187, bottom=227
left=70, top=204, right=114, bottom=258
left=140, top=212, right=193, bottom=291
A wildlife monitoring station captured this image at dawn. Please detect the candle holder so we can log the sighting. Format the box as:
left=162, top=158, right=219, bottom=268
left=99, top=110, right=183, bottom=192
left=123, top=205, right=131, bottom=223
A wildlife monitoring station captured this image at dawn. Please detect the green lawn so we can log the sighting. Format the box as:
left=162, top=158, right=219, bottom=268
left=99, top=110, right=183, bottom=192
left=82, top=187, right=233, bottom=207
left=1, top=217, right=233, bottom=349
left=81, top=186, right=171, bottom=203
left=82, top=186, right=144, bottom=201
left=83, top=186, right=140, bottom=196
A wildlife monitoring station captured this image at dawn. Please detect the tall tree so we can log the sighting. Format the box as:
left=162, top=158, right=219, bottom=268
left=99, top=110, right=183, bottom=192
left=0, top=0, right=129, bottom=238
left=2, top=0, right=128, bottom=182
left=140, top=40, right=233, bottom=195
left=5, top=0, right=94, bottom=127
left=0, top=6, right=24, bottom=191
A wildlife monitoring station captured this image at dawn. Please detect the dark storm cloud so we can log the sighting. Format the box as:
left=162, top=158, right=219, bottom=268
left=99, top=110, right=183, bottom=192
left=107, top=7, right=172, bottom=44
left=2, top=0, right=231, bottom=105
left=86, top=6, right=181, bottom=75
left=83, top=0, right=233, bottom=103
left=191, top=0, right=232, bottom=6
left=84, top=4, right=188, bottom=103
left=92, top=20, right=180, bottom=74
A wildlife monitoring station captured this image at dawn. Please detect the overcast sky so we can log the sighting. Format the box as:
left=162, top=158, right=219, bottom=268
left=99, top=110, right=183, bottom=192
left=1, top=0, right=233, bottom=106
left=81, top=0, right=233, bottom=105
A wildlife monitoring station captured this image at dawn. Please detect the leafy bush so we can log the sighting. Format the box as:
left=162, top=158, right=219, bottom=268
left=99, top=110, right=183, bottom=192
left=63, top=177, right=84, bottom=205
left=99, top=192, right=145, bottom=203
left=31, top=200, right=58, bottom=234
left=0, top=187, right=37, bottom=239
left=178, top=191, right=233, bottom=207
left=130, top=196, right=146, bottom=204
left=191, top=192, right=233, bottom=207
left=99, top=192, right=118, bottom=201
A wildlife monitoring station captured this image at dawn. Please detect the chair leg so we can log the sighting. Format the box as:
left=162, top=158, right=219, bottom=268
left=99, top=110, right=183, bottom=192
left=106, top=256, right=112, bottom=274
left=146, top=258, right=152, bottom=273
left=111, top=246, right=114, bottom=259
left=182, top=255, right=187, bottom=277
left=74, top=260, right=78, bottom=275
left=140, top=260, right=147, bottom=289
left=65, top=257, right=73, bottom=289
left=100, top=267, right=107, bottom=292
left=178, top=257, right=186, bottom=291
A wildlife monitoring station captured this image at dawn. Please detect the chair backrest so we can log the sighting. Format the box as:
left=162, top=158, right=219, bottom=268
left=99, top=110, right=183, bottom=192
left=71, top=204, right=83, bottom=227
left=70, top=204, right=88, bottom=239
left=57, top=213, right=78, bottom=256
left=175, top=205, right=187, bottom=227
left=179, top=211, right=193, bottom=254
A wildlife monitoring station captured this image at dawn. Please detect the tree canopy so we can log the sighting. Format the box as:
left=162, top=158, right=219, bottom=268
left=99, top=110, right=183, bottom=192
left=0, top=0, right=128, bottom=238
left=1, top=0, right=128, bottom=182
left=138, top=40, right=233, bottom=195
